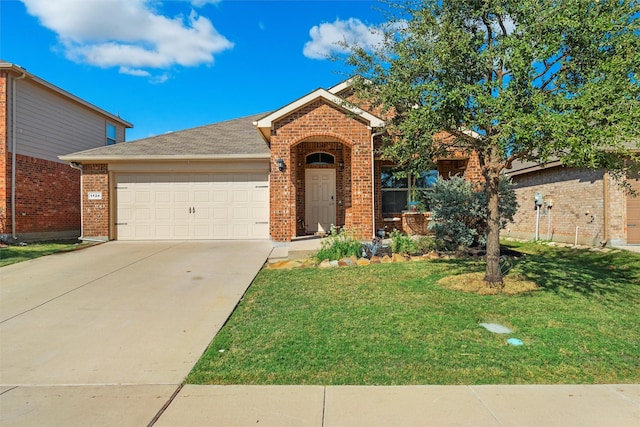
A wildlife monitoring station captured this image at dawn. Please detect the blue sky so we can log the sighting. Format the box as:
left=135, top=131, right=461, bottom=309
left=1, top=0, right=388, bottom=141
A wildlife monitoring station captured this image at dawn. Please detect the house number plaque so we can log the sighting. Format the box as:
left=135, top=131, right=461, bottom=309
left=88, top=191, right=102, bottom=200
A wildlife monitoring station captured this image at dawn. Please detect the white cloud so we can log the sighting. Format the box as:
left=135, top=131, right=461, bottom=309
left=303, top=18, right=384, bottom=60
left=21, top=0, right=233, bottom=80
left=190, top=0, right=221, bottom=7
left=119, top=66, right=151, bottom=77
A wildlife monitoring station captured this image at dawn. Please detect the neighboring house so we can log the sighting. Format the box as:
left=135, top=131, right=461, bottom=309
left=505, top=160, right=640, bottom=246
left=0, top=61, right=133, bottom=242
left=60, top=79, right=483, bottom=243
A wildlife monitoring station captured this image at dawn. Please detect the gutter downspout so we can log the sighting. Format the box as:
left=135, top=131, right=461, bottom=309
left=371, top=128, right=385, bottom=238
left=69, top=162, right=84, bottom=240
left=11, top=71, right=27, bottom=240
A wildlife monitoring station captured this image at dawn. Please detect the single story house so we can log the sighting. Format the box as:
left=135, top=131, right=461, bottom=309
left=60, top=79, right=483, bottom=243
left=61, top=77, right=638, bottom=247
left=1, top=61, right=132, bottom=242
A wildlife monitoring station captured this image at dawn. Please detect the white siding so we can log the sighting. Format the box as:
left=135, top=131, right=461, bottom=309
left=13, top=79, right=125, bottom=163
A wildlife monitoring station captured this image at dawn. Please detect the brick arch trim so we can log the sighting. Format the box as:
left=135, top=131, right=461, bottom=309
left=289, top=132, right=357, bottom=149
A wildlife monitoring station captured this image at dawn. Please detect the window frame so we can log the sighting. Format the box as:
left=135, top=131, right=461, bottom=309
left=381, top=166, right=437, bottom=214
left=106, top=123, right=117, bottom=146
left=306, top=152, right=335, bottom=165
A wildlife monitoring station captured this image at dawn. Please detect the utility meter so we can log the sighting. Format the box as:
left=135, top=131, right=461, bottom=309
left=534, top=193, right=543, bottom=207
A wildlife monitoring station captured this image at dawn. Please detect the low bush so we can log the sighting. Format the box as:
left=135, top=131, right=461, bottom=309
left=390, top=230, right=441, bottom=255
left=316, top=226, right=362, bottom=261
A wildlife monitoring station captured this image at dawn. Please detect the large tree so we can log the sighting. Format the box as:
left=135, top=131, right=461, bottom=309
left=346, top=0, right=640, bottom=286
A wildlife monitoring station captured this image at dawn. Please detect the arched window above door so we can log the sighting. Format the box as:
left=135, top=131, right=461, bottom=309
left=306, top=152, right=335, bottom=165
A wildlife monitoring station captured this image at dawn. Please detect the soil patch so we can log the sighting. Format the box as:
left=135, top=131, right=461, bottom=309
left=437, top=272, right=539, bottom=295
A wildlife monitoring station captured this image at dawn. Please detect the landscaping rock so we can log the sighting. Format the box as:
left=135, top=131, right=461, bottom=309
left=381, top=255, right=393, bottom=264
left=268, top=260, right=301, bottom=270
left=392, top=253, right=407, bottom=263
left=370, top=256, right=381, bottom=264
left=319, top=260, right=333, bottom=268
left=357, top=258, right=370, bottom=266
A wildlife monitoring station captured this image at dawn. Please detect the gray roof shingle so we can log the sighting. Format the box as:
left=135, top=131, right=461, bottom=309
left=60, top=113, right=271, bottom=161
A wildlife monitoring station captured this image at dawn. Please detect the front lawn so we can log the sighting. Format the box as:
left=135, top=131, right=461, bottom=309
left=0, top=240, right=89, bottom=267
left=187, top=242, right=640, bottom=385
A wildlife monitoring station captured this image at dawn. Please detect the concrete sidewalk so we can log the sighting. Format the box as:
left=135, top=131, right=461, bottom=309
left=154, top=384, right=639, bottom=427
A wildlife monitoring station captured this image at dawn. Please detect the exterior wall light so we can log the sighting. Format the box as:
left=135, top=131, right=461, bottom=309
left=276, top=158, right=285, bottom=172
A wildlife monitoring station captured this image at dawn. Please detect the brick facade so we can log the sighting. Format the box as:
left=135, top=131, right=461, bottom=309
left=81, top=164, right=110, bottom=239
left=1, top=73, right=82, bottom=239
left=293, top=141, right=349, bottom=235
left=0, top=72, right=8, bottom=235
left=270, top=99, right=374, bottom=242
left=506, top=166, right=627, bottom=246
left=12, top=154, right=81, bottom=237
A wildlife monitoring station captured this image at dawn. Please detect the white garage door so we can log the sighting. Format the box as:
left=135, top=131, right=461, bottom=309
left=115, top=173, right=269, bottom=240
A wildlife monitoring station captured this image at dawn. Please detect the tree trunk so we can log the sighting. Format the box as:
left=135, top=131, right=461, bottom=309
left=484, top=172, right=504, bottom=288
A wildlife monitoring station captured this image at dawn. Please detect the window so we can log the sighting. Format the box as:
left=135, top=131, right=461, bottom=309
left=381, top=167, right=437, bottom=214
left=306, top=152, right=335, bottom=165
left=381, top=167, right=408, bottom=214
left=106, top=123, right=117, bottom=145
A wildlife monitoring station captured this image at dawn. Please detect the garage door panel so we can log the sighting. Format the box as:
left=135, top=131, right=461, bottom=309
left=232, top=224, right=250, bottom=238
left=135, top=192, right=151, bottom=203
left=232, top=190, right=249, bottom=202
left=252, top=190, right=268, bottom=202
left=116, top=172, right=269, bottom=240
left=213, top=190, right=228, bottom=202
left=212, top=207, right=228, bottom=219
left=174, top=191, right=190, bottom=204
left=155, top=191, right=170, bottom=203
left=155, top=208, right=171, bottom=221
left=233, top=207, right=249, bottom=220
left=252, top=206, right=269, bottom=219
left=194, top=191, right=210, bottom=203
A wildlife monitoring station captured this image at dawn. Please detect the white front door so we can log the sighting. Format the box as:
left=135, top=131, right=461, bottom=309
left=305, top=169, right=336, bottom=234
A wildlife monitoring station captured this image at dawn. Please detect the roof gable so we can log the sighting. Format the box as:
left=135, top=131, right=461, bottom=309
left=254, top=87, right=384, bottom=142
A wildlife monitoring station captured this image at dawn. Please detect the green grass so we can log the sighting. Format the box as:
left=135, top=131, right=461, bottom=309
left=187, top=242, right=640, bottom=385
left=0, top=240, right=88, bottom=267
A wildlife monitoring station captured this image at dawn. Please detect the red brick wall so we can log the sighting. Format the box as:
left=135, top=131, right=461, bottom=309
left=81, top=164, right=109, bottom=238
left=12, top=154, right=80, bottom=236
left=270, top=99, right=374, bottom=242
left=0, top=72, right=8, bottom=235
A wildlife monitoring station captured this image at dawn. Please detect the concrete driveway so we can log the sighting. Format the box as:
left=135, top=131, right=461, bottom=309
left=0, top=240, right=272, bottom=426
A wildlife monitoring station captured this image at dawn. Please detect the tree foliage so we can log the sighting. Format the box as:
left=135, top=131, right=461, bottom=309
left=346, top=0, right=640, bottom=285
left=427, top=176, right=518, bottom=250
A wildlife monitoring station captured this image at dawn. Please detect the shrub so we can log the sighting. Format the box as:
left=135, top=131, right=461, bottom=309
left=316, top=226, right=363, bottom=261
left=413, top=235, right=440, bottom=253
left=427, top=176, right=518, bottom=250
left=389, top=229, right=416, bottom=255
left=390, top=231, right=442, bottom=255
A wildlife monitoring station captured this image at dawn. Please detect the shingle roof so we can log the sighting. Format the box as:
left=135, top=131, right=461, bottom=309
left=60, top=113, right=271, bottom=161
